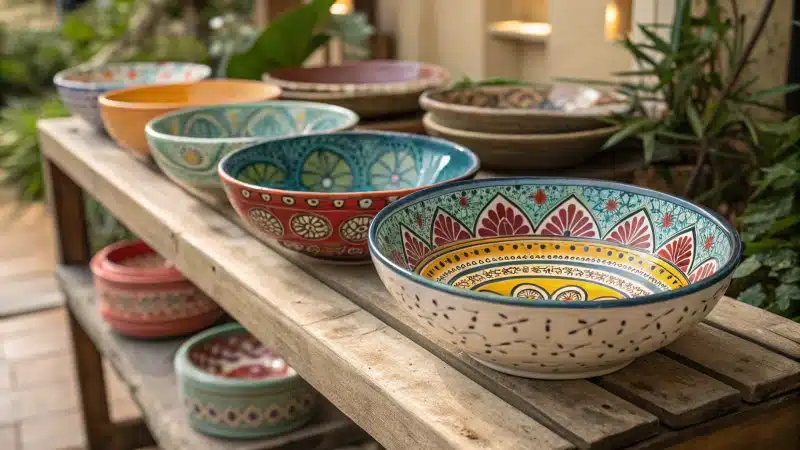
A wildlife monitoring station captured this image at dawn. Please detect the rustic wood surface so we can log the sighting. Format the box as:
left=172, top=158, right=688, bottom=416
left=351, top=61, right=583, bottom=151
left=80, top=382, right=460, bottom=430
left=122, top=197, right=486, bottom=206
left=40, top=119, right=574, bottom=450
left=57, top=266, right=367, bottom=450
left=705, top=299, right=800, bottom=360
left=40, top=118, right=800, bottom=450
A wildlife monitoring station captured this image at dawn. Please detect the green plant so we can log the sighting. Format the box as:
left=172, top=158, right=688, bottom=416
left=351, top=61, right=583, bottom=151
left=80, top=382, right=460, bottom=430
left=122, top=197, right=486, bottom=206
left=561, top=0, right=799, bottom=209
left=731, top=117, right=800, bottom=320
left=0, top=26, right=71, bottom=101
left=450, top=76, right=530, bottom=89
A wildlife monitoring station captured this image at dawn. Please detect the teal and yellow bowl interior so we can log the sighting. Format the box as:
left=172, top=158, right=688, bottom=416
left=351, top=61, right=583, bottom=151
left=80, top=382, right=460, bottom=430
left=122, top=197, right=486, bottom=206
left=146, top=101, right=359, bottom=190
left=370, top=178, right=741, bottom=304
left=218, top=131, right=480, bottom=194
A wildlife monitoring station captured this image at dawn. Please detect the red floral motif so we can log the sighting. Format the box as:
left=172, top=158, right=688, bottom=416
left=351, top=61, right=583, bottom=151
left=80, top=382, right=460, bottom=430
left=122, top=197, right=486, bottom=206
left=475, top=196, right=532, bottom=237
left=704, top=236, right=714, bottom=250
left=656, top=229, right=695, bottom=273
left=662, top=213, right=673, bottom=228
left=459, top=195, right=469, bottom=207
left=127, top=70, right=137, bottom=80
left=605, top=199, right=618, bottom=211
left=432, top=210, right=472, bottom=246
left=539, top=197, right=599, bottom=238
left=604, top=210, right=654, bottom=251
left=532, top=189, right=547, bottom=205
left=689, top=259, right=718, bottom=283
left=390, top=250, right=405, bottom=266
left=402, top=229, right=431, bottom=269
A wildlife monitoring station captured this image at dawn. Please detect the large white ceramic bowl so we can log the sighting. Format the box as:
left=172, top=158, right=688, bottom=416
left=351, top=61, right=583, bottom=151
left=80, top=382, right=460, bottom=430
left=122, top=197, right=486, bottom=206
left=368, top=178, right=742, bottom=379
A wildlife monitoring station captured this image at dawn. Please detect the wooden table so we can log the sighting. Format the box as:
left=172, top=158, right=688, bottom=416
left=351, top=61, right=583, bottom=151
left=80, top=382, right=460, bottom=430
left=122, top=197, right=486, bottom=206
left=39, top=118, right=800, bottom=450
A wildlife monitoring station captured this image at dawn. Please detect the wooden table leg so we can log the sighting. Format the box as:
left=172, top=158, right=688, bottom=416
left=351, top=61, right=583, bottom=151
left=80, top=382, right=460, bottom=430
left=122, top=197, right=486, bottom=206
left=44, top=158, right=114, bottom=449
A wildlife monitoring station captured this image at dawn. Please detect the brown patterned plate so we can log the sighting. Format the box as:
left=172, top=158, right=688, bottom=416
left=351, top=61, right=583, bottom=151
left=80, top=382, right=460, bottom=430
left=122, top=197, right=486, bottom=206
left=420, top=84, right=627, bottom=133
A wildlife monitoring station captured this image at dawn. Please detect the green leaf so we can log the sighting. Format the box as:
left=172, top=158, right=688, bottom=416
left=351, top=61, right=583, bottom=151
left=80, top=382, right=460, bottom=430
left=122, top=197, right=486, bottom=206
left=738, top=284, right=766, bottom=307
left=670, top=0, right=691, bottom=51
left=602, top=118, right=658, bottom=150
left=746, top=84, right=800, bottom=102
left=641, top=132, right=656, bottom=163
left=685, top=102, right=705, bottom=137
left=743, top=238, right=789, bottom=256
left=637, top=23, right=672, bottom=54
left=781, top=268, right=800, bottom=284
left=225, top=0, right=336, bottom=79
left=763, top=249, right=798, bottom=271
left=775, top=284, right=800, bottom=311
left=733, top=255, right=763, bottom=278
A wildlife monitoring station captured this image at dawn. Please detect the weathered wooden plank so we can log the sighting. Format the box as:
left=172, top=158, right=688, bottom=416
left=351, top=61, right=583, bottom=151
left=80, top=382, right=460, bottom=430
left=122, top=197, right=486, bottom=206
left=57, top=265, right=365, bottom=450
left=705, top=297, right=800, bottom=360
left=40, top=118, right=575, bottom=450
left=628, top=391, right=799, bottom=450
left=664, top=323, right=800, bottom=403
left=596, top=353, right=741, bottom=429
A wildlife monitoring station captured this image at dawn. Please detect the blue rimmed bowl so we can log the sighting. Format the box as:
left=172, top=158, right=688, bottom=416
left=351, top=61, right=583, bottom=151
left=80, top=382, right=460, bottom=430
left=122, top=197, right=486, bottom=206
left=368, top=178, right=742, bottom=379
left=175, top=323, right=317, bottom=439
left=54, top=62, right=211, bottom=130
left=146, top=101, right=359, bottom=198
left=219, top=131, right=479, bottom=262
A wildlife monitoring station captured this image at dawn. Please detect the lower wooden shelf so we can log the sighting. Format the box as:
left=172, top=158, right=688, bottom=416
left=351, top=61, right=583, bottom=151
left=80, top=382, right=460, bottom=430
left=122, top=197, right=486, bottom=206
left=55, top=265, right=366, bottom=450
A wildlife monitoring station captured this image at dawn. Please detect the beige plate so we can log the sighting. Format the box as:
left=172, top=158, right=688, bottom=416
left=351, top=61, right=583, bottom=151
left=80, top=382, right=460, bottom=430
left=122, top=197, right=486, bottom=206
left=422, top=113, right=619, bottom=171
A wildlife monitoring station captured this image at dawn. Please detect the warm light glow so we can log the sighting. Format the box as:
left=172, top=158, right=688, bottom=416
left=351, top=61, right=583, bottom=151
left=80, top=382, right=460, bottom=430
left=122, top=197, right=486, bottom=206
left=493, top=20, right=552, bottom=37
left=330, top=0, right=352, bottom=15
left=605, top=0, right=632, bottom=40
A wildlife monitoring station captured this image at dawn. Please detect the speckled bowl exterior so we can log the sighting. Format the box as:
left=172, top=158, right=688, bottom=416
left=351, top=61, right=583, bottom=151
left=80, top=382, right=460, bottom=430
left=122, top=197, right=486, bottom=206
left=90, top=240, right=223, bottom=338
left=175, top=323, right=317, bottom=439
left=218, top=131, right=479, bottom=262
left=54, top=62, right=211, bottom=130
left=99, top=79, right=282, bottom=158
left=368, top=178, right=742, bottom=379
left=420, top=84, right=627, bottom=134
left=145, top=101, right=359, bottom=197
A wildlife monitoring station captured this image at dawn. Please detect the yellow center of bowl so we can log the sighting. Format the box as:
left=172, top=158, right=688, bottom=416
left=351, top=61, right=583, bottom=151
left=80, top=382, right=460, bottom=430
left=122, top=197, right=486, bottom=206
left=414, top=236, right=689, bottom=301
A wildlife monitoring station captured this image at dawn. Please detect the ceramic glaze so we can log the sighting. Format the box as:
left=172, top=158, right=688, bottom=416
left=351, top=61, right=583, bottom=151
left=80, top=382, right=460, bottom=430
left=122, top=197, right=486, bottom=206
left=219, top=131, right=479, bottom=261
left=146, top=101, right=358, bottom=192
left=54, top=62, right=211, bottom=129
left=91, top=240, right=223, bottom=338
left=175, top=324, right=317, bottom=439
left=368, top=178, right=742, bottom=379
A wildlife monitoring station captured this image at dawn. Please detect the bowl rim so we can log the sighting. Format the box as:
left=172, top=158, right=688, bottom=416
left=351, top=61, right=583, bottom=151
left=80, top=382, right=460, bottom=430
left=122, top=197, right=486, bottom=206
left=419, top=84, right=629, bottom=118
left=422, top=112, right=621, bottom=141
left=174, top=323, right=301, bottom=388
left=145, top=100, right=360, bottom=145
left=90, top=239, right=185, bottom=284
left=263, top=60, right=451, bottom=95
left=367, top=177, right=743, bottom=309
left=53, top=62, right=212, bottom=91
left=97, top=79, right=282, bottom=111
left=217, top=130, right=481, bottom=199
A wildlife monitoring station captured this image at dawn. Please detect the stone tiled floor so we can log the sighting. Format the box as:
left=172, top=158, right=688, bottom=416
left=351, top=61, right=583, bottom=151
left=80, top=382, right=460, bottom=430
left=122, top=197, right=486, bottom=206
left=0, top=308, right=142, bottom=450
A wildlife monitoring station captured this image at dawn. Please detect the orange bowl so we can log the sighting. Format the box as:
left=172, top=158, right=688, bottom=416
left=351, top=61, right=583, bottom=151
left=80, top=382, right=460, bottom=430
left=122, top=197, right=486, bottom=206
left=99, top=79, right=282, bottom=157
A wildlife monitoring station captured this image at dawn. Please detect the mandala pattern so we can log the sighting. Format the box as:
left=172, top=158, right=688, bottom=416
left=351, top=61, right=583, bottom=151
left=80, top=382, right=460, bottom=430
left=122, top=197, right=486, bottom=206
left=553, top=286, right=588, bottom=301
left=339, top=216, right=371, bottom=243
left=604, top=210, right=654, bottom=251
left=511, top=284, right=548, bottom=299
left=185, top=114, right=227, bottom=139
left=476, top=195, right=532, bottom=237
left=402, top=227, right=431, bottom=269
left=369, top=150, right=418, bottom=189
left=248, top=208, right=283, bottom=237
left=431, top=209, right=471, bottom=246
left=538, top=196, right=599, bottom=238
left=237, top=163, right=287, bottom=187
left=290, top=213, right=332, bottom=240
left=300, top=150, right=354, bottom=192
left=180, top=147, right=205, bottom=166
left=656, top=228, right=695, bottom=273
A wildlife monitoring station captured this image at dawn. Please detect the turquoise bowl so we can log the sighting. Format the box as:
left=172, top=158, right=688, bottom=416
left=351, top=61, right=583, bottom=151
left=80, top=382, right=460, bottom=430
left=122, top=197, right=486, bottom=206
left=175, top=323, right=317, bottom=439
left=368, top=178, right=742, bottom=379
left=218, top=131, right=480, bottom=261
left=146, top=101, right=359, bottom=198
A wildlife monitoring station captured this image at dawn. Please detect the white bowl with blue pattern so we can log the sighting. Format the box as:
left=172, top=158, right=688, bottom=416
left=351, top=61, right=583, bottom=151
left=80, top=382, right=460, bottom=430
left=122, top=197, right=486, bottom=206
left=54, top=62, right=211, bottom=130
left=145, top=101, right=359, bottom=198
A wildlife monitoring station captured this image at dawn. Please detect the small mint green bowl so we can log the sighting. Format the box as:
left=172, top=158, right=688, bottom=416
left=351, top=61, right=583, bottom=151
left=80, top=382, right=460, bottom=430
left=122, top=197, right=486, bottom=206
left=174, top=323, right=318, bottom=439
left=146, top=101, right=359, bottom=199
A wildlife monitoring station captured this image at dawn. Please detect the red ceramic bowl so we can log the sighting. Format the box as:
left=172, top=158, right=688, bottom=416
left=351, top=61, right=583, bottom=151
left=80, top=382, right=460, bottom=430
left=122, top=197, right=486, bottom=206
left=218, top=131, right=479, bottom=262
left=90, top=240, right=224, bottom=338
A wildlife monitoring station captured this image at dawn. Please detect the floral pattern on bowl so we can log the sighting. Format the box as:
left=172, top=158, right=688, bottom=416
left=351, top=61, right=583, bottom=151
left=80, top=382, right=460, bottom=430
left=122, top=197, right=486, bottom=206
left=219, top=131, right=479, bottom=261
left=146, top=101, right=358, bottom=194
left=175, top=324, right=317, bottom=439
left=368, top=178, right=742, bottom=379
left=54, top=62, right=211, bottom=129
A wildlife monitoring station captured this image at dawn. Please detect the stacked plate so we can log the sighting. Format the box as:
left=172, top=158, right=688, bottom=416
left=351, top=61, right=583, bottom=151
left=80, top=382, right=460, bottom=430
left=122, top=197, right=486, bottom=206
left=420, top=84, right=627, bottom=171
left=264, top=60, right=450, bottom=120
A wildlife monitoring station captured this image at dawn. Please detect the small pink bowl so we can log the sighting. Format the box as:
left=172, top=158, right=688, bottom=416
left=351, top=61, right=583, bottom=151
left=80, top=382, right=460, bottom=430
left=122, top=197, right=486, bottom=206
left=91, top=240, right=223, bottom=338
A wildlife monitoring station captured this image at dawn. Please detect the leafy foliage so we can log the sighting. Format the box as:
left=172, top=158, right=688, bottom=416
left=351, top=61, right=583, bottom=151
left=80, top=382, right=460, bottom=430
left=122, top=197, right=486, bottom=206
left=450, top=76, right=531, bottom=89
left=0, top=26, right=70, bottom=101
left=731, top=118, right=800, bottom=321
